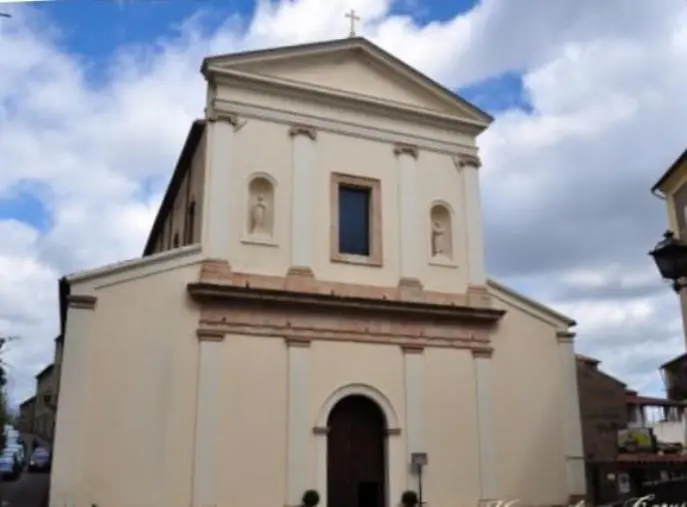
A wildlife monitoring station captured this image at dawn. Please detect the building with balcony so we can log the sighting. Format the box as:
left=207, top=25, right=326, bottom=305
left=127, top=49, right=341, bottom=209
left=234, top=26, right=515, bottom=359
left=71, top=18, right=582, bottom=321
left=577, top=354, right=687, bottom=504
left=627, top=391, right=687, bottom=449
left=651, top=148, right=687, bottom=401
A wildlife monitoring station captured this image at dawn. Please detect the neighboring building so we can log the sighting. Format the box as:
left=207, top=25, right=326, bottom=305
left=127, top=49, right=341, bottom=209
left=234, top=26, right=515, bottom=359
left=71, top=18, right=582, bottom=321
left=34, top=364, right=56, bottom=442
left=576, top=354, right=629, bottom=505
left=18, top=396, right=36, bottom=437
left=18, top=334, right=64, bottom=452
left=577, top=354, right=687, bottom=505
left=50, top=36, right=586, bottom=507
left=651, top=148, right=687, bottom=400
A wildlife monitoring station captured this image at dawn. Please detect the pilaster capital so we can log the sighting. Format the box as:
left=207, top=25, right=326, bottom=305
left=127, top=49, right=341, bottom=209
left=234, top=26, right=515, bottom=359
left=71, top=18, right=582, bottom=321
left=66, top=294, right=97, bottom=310
left=288, top=124, right=317, bottom=141
left=453, top=153, right=482, bottom=169
left=556, top=331, right=576, bottom=344
left=400, top=344, right=424, bottom=354
left=285, top=337, right=311, bottom=348
left=393, top=142, right=419, bottom=159
left=196, top=328, right=226, bottom=342
left=472, top=348, right=493, bottom=359
left=205, top=109, right=240, bottom=127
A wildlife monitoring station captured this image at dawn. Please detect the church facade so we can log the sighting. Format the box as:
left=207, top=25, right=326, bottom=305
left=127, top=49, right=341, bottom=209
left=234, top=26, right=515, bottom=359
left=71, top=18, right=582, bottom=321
left=50, top=38, right=586, bottom=507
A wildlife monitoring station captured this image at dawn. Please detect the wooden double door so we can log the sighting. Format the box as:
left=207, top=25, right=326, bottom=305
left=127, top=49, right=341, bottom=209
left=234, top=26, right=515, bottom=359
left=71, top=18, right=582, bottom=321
left=327, top=395, right=387, bottom=507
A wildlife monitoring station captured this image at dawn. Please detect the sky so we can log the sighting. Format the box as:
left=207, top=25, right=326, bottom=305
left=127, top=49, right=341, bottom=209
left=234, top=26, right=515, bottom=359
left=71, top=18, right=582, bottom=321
left=0, top=0, right=686, bottom=407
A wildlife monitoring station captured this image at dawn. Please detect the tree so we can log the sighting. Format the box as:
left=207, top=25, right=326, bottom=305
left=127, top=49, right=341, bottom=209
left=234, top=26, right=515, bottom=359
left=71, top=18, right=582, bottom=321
left=0, top=336, right=18, bottom=450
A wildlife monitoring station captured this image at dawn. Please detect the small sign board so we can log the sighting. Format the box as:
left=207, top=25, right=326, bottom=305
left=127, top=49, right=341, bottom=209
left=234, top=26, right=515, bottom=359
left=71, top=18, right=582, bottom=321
left=411, top=452, right=428, bottom=468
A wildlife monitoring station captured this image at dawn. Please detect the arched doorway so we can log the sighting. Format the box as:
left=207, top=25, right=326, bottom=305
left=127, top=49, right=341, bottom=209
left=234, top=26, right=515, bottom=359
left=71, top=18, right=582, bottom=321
left=327, top=395, right=386, bottom=507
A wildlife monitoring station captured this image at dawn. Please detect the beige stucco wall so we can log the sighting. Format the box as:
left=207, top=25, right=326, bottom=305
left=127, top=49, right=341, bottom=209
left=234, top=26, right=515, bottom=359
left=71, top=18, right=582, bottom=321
left=51, top=260, right=203, bottom=507
left=52, top=272, right=575, bottom=507
left=490, top=291, right=568, bottom=504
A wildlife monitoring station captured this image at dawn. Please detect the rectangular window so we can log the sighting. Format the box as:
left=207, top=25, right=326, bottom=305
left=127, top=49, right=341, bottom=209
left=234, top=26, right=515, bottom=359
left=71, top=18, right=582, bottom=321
left=330, top=173, right=382, bottom=266
left=338, top=186, right=371, bottom=256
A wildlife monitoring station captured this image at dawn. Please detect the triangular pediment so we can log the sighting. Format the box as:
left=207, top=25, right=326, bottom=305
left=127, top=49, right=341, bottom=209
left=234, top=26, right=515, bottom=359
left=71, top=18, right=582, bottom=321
left=202, top=38, right=492, bottom=125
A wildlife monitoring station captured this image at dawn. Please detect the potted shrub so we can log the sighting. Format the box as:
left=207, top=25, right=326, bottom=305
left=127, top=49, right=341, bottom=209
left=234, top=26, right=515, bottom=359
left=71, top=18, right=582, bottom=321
left=401, top=490, right=419, bottom=507
left=302, top=489, right=320, bottom=507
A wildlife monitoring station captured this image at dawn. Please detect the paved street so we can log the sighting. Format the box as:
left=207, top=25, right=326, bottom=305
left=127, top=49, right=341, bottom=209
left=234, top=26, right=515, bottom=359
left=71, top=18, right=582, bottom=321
left=0, top=473, right=49, bottom=507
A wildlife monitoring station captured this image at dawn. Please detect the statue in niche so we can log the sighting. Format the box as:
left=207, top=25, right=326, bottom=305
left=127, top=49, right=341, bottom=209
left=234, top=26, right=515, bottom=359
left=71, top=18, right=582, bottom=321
left=249, top=192, right=269, bottom=235
left=431, top=221, right=447, bottom=257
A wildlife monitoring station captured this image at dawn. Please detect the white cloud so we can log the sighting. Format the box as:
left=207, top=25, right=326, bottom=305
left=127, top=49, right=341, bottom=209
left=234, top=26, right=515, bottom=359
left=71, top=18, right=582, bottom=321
left=1, top=0, right=687, bottom=405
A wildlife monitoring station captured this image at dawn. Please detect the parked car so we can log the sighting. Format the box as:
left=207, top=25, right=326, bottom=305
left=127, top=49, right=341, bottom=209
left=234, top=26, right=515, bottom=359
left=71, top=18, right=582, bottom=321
left=28, top=447, right=51, bottom=473
left=4, top=444, right=24, bottom=466
left=0, top=454, right=21, bottom=481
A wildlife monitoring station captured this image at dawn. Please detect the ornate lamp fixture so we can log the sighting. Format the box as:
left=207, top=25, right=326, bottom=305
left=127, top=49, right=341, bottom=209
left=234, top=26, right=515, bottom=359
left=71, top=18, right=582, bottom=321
left=649, top=231, right=687, bottom=292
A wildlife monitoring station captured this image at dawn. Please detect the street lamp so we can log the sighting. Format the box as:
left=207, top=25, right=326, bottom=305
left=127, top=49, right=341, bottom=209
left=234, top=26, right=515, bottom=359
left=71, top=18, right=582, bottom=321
left=649, top=231, right=687, bottom=292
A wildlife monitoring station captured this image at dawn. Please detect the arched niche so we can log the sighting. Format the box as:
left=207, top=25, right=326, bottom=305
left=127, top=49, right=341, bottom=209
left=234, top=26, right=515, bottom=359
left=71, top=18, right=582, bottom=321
left=429, top=201, right=454, bottom=260
left=246, top=173, right=276, bottom=239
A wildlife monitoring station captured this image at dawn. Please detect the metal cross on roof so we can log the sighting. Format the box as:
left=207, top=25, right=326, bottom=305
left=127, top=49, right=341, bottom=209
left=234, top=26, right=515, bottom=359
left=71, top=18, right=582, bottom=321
left=345, top=9, right=360, bottom=37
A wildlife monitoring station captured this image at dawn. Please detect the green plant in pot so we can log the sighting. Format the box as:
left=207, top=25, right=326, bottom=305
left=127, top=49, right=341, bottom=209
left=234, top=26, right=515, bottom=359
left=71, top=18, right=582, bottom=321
left=302, top=489, right=320, bottom=507
left=401, top=490, right=419, bottom=507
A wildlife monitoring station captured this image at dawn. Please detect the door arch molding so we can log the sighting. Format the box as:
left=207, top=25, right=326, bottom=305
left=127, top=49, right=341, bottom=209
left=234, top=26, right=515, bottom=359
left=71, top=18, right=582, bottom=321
left=316, top=383, right=400, bottom=430
left=314, top=383, right=403, bottom=507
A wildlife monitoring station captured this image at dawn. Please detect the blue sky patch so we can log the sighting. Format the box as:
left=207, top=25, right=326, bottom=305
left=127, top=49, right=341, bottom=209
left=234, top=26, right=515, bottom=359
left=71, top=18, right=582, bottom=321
left=460, top=71, right=532, bottom=115
left=0, top=182, right=51, bottom=233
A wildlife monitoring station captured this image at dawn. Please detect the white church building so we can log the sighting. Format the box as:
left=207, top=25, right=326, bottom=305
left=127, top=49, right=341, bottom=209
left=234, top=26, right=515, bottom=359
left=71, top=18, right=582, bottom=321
left=50, top=35, right=586, bottom=507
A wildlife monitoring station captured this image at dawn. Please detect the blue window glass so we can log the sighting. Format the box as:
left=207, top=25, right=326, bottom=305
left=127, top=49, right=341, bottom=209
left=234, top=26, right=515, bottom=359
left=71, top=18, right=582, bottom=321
left=338, top=185, right=371, bottom=256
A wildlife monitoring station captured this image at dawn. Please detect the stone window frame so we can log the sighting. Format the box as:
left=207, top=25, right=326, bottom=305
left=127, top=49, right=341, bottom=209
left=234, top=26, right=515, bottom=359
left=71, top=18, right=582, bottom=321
left=330, top=172, right=383, bottom=267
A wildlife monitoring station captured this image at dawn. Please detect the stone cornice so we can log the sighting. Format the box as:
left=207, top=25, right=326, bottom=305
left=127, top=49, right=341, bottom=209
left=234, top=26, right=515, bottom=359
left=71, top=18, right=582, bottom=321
left=192, top=260, right=503, bottom=350
left=189, top=281, right=503, bottom=324
left=211, top=97, right=478, bottom=157
left=209, top=68, right=487, bottom=137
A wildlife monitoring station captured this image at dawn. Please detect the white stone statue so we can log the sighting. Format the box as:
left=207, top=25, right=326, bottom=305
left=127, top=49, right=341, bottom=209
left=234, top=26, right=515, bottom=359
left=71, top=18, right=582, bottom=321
left=250, top=193, right=268, bottom=235
left=431, top=221, right=446, bottom=257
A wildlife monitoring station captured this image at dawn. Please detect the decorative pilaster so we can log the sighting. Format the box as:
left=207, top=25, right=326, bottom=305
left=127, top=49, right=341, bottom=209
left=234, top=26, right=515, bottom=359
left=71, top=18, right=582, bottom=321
left=314, top=426, right=329, bottom=507
left=192, top=331, right=226, bottom=507
left=289, top=125, right=317, bottom=275
left=394, top=143, right=422, bottom=287
left=203, top=112, right=239, bottom=258
left=402, top=345, right=426, bottom=489
left=456, top=154, right=486, bottom=287
left=49, top=294, right=97, bottom=507
left=286, top=338, right=311, bottom=506
left=556, top=331, right=587, bottom=500
left=473, top=348, right=498, bottom=504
